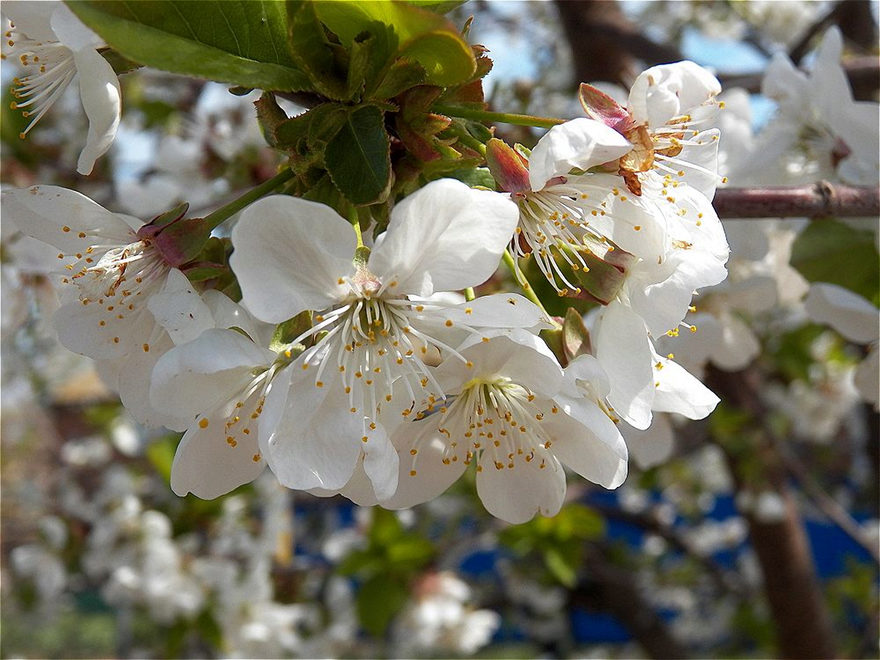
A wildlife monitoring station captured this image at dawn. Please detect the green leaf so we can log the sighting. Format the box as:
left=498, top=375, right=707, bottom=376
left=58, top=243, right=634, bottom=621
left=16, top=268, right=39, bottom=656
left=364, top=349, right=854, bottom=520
left=286, top=1, right=350, bottom=100
left=67, top=1, right=310, bottom=91
left=386, top=537, right=435, bottom=568
left=404, top=0, right=468, bottom=12
left=543, top=546, right=577, bottom=588
left=790, top=219, right=880, bottom=306
left=325, top=105, right=392, bottom=205
left=345, top=22, right=399, bottom=98
left=370, top=58, right=427, bottom=101
left=146, top=435, right=179, bottom=483
left=369, top=508, right=403, bottom=546
left=315, top=1, right=475, bottom=86
left=356, top=575, right=409, bottom=637
left=445, top=166, right=496, bottom=189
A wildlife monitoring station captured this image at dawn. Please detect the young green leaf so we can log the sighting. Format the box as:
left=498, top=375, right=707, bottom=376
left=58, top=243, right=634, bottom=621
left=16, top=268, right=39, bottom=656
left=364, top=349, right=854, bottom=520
left=67, top=1, right=310, bottom=91
left=315, top=1, right=475, bottom=86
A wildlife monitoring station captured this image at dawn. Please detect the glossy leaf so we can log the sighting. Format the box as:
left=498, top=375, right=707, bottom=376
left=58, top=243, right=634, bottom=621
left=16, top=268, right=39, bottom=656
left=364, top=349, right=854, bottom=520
left=314, top=0, right=475, bottom=86
left=324, top=105, right=392, bottom=205
left=67, top=1, right=310, bottom=91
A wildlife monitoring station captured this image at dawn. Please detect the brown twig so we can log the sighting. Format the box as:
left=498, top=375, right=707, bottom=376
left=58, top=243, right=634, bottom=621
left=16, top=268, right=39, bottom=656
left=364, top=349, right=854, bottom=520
left=713, top=183, right=880, bottom=219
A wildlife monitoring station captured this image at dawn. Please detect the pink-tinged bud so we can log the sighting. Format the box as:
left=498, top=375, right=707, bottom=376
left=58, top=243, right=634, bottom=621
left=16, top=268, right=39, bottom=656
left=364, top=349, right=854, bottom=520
left=574, top=244, right=637, bottom=305
left=486, top=138, right=531, bottom=193
left=578, top=83, right=634, bottom=135
left=137, top=203, right=211, bottom=267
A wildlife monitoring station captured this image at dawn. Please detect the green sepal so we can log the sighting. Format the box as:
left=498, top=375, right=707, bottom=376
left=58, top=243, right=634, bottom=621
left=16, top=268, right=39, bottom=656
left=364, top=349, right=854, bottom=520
left=269, top=310, right=314, bottom=353
left=562, top=306, right=592, bottom=362
left=254, top=92, right=289, bottom=148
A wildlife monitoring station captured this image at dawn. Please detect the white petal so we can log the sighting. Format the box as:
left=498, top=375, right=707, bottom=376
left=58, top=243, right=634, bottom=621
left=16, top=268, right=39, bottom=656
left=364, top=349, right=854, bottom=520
left=622, top=415, right=675, bottom=469
left=53, top=299, right=152, bottom=359
left=670, top=128, right=721, bottom=199
left=528, top=118, right=632, bottom=191
left=230, top=195, right=354, bottom=323
left=651, top=354, right=719, bottom=420
left=627, top=248, right=728, bottom=338
left=563, top=354, right=611, bottom=398
left=147, top=269, right=214, bottom=345
left=73, top=48, right=121, bottom=175
left=150, top=328, right=274, bottom=421
left=439, top=332, right=563, bottom=399
left=337, top=460, right=381, bottom=506
left=361, top=424, right=399, bottom=501
left=382, top=419, right=467, bottom=508
left=170, top=412, right=265, bottom=499
left=3, top=2, right=56, bottom=41
left=476, top=451, right=566, bottom=524
left=202, top=289, right=274, bottom=346
left=594, top=304, right=654, bottom=429
left=2, top=185, right=133, bottom=252
left=442, top=293, right=553, bottom=331
left=368, top=179, right=518, bottom=296
left=544, top=401, right=628, bottom=489
left=116, top=334, right=190, bottom=431
left=712, top=312, right=761, bottom=371
left=49, top=3, right=104, bottom=51
left=571, top=173, right=668, bottom=261
left=628, top=61, right=721, bottom=127
left=262, top=364, right=363, bottom=491
left=804, top=283, right=879, bottom=344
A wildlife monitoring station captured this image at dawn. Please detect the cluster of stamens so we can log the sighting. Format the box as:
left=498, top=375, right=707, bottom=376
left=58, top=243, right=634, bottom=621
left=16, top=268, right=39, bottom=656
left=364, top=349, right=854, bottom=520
left=56, top=229, right=168, bottom=350
left=4, top=25, right=77, bottom=139
left=408, top=378, right=562, bottom=477
left=295, top=270, right=471, bottom=429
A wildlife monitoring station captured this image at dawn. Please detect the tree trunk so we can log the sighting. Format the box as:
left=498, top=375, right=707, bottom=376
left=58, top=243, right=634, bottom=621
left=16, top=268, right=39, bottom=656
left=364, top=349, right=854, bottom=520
left=707, top=366, right=838, bottom=659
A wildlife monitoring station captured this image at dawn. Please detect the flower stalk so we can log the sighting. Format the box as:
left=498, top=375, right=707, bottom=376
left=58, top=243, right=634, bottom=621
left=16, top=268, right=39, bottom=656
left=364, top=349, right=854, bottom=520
left=203, top=167, right=296, bottom=231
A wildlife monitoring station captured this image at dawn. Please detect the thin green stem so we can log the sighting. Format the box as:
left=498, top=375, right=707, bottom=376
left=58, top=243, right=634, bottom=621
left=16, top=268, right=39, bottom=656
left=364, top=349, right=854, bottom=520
left=346, top=206, right=365, bottom=248
left=464, top=287, right=476, bottom=302
left=435, top=104, right=567, bottom=130
left=502, top=250, right=558, bottom=326
left=449, top=124, right=487, bottom=156
left=203, top=167, right=296, bottom=230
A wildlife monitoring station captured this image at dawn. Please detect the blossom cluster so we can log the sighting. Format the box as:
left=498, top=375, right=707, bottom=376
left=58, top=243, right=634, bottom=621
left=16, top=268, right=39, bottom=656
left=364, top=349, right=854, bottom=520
left=1, top=3, right=732, bottom=524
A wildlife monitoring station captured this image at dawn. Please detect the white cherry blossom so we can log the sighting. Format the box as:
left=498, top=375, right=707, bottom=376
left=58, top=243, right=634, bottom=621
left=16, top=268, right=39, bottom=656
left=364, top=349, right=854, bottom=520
left=592, top=303, right=719, bottom=429
left=2, top=0, right=121, bottom=174
left=739, top=27, right=880, bottom=186
left=230, top=179, right=545, bottom=499
left=804, top=282, right=879, bottom=409
left=368, top=332, right=628, bottom=524
left=3, top=185, right=185, bottom=360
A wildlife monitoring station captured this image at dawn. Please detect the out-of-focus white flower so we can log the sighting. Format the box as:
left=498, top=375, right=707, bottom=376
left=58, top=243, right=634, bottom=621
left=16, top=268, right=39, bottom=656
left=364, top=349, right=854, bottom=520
left=739, top=27, right=880, bottom=185
left=2, top=0, right=121, bottom=174
left=392, top=572, right=500, bottom=656
left=804, top=282, right=879, bottom=409
left=735, top=1, right=830, bottom=47
left=764, top=350, right=861, bottom=442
